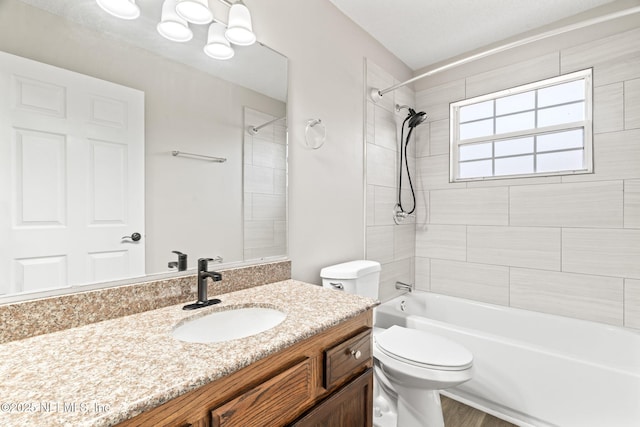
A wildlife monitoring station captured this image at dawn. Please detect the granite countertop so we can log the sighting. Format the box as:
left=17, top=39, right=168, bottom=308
left=0, top=280, right=377, bottom=427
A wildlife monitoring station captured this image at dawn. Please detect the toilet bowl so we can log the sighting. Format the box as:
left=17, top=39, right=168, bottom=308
left=374, top=326, right=473, bottom=427
left=320, top=260, right=474, bottom=427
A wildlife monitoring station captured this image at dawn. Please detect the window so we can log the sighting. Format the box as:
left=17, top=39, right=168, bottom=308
left=449, top=69, right=593, bottom=182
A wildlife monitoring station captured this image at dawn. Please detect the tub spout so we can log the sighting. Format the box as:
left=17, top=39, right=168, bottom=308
left=395, top=281, right=413, bottom=292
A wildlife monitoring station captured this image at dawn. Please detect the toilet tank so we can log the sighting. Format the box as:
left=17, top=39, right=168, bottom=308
left=320, top=260, right=380, bottom=299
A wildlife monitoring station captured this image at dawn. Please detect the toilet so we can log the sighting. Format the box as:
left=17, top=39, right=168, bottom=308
left=320, top=260, right=473, bottom=427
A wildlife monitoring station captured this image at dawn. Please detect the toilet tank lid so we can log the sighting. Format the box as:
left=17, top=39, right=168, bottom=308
left=320, top=260, right=381, bottom=279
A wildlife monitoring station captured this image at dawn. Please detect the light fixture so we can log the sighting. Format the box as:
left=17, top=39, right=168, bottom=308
left=225, top=0, right=256, bottom=46
left=204, top=22, right=235, bottom=60
left=157, top=0, right=193, bottom=42
left=175, top=0, right=213, bottom=25
left=96, top=0, right=140, bottom=20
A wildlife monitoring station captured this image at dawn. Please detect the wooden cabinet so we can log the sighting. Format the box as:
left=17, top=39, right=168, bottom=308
left=117, top=310, right=373, bottom=427
left=291, top=369, right=373, bottom=427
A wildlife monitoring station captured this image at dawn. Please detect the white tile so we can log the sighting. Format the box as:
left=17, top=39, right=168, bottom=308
left=273, top=169, right=286, bottom=195
left=394, top=223, right=416, bottom=260
left=510, top=181, right=623, bottom=228
left=625, top=78, right=640, bottom=130
left=394, top=84, right=416, bottom=115
left=562, top=129, right=640, bottom=182
left=562, top=228, right=640, bottom=279
left=366, top=101, right=375, bottom=144
left=430, top=187, right=509, bottom=226
left=415, top=224, right=466, bottom=261
left=244, top=165, right=274, bottom=194
left=378, top=257, right=414, bottom=302
left=594, top=83, right=624, bottom=134
left=429, top=119, right=449, bottom=156
left=416, top=79, right=465, bottom=122
left=374, top=185, right=396, bottom=226
left=625, top=180, right=640, bottom=229
left=414, top=123, right=430, bottom=158
left=467, top=226, right=561, bottom=270
left=274, top=221, right=287, bottom=248
left=466, top=52, right=559, bottom=98
left=252, top=194, right=286, bottom=220
left=417, top=154, right=466, bottom=191
left=366, top=59, right=395, bottom=112
left=510, top=268, right=623, bottom=326
left=374, top=104, right=398, bottom=151
left=253, top=139, right=286, bottom=170
left=367, top=143, right=396, bottom=188
left=244, top=139, right=252, bottom=165
left=243, top=193, right=252, bottom=220
left=244, top=220, right=274, bottom=249
left=625, top=279, right=640, bottom=329
left=366, top=185, right=376, bottom=226
left=561, top=27, right=640, bottom=86
left=366, top=226, right=395, bottom=264
left=415, top=257, right=430, bottom=292
left=430, top=259, right=509, bottom=305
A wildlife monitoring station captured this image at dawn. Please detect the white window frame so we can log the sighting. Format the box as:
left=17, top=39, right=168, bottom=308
left=449, top=68, right=593, bottom=182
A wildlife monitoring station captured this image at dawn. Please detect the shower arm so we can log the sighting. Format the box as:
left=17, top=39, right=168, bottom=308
left=247, top=116, right=286, bottom=135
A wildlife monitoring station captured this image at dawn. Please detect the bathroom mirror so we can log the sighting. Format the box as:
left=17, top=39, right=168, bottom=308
left=0, top=0, right=288, bottom=302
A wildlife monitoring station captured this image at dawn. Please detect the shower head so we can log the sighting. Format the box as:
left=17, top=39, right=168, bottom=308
left=408, top=110, right=427, bottom=128
left=396, top=104, right=427, bottom=128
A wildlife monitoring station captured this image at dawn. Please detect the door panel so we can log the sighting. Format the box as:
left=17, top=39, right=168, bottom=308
left=0, top=50, right=144, bottom=296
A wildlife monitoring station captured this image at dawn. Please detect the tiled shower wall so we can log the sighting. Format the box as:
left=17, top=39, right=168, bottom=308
left=243, top=107, right=287, bottom=261
left=414, top=27, right=640, bottom=331
left=365, top=59, right=424, bottom=302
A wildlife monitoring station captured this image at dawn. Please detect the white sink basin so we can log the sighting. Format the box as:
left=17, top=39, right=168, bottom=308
left=172, top=307, right=287, bottom=343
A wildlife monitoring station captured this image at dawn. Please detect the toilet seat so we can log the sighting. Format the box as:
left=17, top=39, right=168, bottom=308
left=375, top=325, right=473, bottom=371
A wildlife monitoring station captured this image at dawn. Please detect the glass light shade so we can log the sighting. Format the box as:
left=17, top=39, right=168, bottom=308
left=225, top=1, right=256, bottom=46
left=204, top=22, right=235, bottom=60
left=175, top=0, right=213, bottom=25
left=157, top=0, right=193, bottom=42
left=96, top=0, right=140, bottom=20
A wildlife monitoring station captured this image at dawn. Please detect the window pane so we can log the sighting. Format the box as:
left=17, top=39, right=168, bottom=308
left=496, top=111, right=535, bottom=134
left=460, top=142, right=492, bottom=161
left=538, top=102, right=584, bottom=127
left=460, top=118, right=494, bottom=140
left=460, top=159, right=492, bottom=178
left=537, top=150, right=584, bottom=173
left=460, top=100, right=493, bottom=122
left=495, top=137, right=533, bottom=157
left=496, top=91, right=535, bottom=115
left=495, top=155, right=534, bottom=176
left=538, top=80, right=585, bottom=107
left=537, top=129, right=584, bottom=152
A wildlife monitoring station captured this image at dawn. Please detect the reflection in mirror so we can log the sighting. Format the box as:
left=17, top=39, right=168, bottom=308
left=0, top=0, right=288, bottom=303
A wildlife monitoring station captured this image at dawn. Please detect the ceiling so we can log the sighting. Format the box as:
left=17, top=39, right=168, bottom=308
left=16, top=0, right=288, bottom=101
left=329, top=0, right=618, bottom=71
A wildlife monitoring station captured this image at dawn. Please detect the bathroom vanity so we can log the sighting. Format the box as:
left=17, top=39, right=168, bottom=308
left=0, top=280, right=376, bottom=427
left=119, top=309, right=373, bottom=427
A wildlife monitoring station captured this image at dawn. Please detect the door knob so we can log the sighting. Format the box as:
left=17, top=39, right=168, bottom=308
left=122, top=232, right=142, bottom=242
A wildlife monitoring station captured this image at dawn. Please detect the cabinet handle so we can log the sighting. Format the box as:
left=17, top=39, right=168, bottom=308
left=350, top=349, right=362, bottom=360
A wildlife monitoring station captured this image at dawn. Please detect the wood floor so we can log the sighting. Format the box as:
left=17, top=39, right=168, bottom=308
left=442, top=395, right=517, bottom=427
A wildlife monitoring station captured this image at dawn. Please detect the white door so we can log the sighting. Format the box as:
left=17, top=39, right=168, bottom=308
left=0, top=51, right=145, bottom=296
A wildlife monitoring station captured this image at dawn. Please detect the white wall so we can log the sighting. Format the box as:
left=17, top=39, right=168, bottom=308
left=247, top=0, right=413, bottom=284
left=412, top=16, right=640, bottom=330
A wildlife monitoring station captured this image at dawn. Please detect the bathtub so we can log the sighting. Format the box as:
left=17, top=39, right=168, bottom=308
left=374, top=291, right=640, bottom=427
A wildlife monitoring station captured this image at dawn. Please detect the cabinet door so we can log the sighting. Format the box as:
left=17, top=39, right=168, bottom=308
left=291, top=369, right=373, bottom=427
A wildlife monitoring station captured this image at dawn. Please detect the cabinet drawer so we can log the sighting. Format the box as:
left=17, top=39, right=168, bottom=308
left=211, top=358, right=313, bottom=427
left=324, top=329, right=371, bottom=389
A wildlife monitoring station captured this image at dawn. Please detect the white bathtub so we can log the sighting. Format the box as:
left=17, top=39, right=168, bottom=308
left=374, top=291, right=640, bottom=427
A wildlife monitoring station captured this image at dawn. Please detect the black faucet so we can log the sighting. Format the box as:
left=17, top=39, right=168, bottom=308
left=168, top=251, right=188, bottom=271
left=183, top=258, right=223, bottom=310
